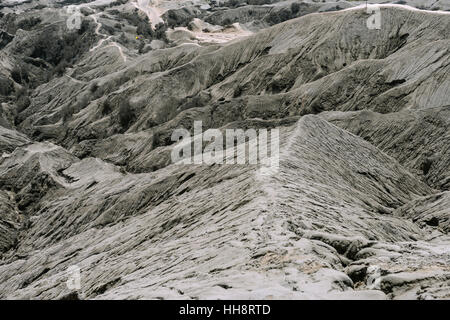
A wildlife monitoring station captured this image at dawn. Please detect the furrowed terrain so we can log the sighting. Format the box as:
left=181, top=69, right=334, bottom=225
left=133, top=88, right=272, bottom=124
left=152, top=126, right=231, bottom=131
left=0, top=0, right=449, bottom=299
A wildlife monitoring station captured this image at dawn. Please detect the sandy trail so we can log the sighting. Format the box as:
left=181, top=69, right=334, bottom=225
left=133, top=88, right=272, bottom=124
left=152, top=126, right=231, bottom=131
left=88, top=13, right=127, bottom=62
left=107, top=43, right=127, bottom=62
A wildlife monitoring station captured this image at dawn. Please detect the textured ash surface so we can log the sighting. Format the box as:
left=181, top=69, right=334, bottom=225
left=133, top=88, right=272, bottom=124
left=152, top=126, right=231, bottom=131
left=0, top=0, right=449, bottom=299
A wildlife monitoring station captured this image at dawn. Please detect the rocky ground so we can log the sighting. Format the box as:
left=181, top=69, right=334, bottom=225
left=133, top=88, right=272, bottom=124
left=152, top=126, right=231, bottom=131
left=0, top=0, right=449, bottom=299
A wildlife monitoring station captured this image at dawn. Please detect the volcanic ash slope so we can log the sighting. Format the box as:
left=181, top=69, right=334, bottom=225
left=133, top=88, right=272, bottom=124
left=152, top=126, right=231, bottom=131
left=0, top=5, right=449, bottom=300
left=0, top=116, right=449, bottom=299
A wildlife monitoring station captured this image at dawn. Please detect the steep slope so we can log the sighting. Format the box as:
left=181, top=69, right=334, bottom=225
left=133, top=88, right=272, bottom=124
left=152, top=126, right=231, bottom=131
left=0, top=2, right=448, bottom=300
left=322, top=106, right=450, bottom=190
left=394, top=191, right=450, bottom=233
left=322, top=107, right=450, bottom=190
left=3, top=6, right=446, bottom=178
left=0, top=190, right=21, bottom=252
left=0, top=115, right=448, bottom=299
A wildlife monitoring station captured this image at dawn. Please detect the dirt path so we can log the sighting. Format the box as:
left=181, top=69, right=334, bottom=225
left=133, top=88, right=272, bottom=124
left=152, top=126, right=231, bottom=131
left=89, top=13, right=127, bottom=62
